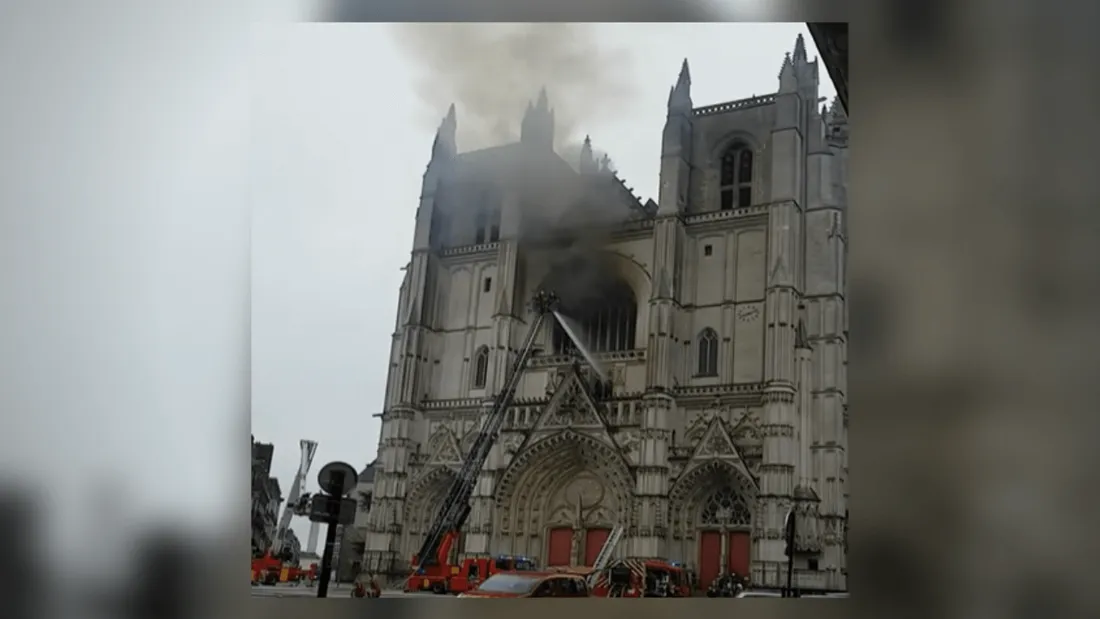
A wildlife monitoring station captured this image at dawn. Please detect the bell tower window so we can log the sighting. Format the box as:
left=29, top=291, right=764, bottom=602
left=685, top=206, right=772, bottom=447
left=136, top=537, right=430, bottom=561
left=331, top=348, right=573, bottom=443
left=719, top=145, right=754, bottom=210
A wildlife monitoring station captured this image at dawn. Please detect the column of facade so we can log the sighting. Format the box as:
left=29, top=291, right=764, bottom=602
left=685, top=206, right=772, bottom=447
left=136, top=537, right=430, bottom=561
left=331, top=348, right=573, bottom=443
left=641, top=154, right=683, bottom=554
left=647, top=57, right=689, bottom=556
left=363, top=250, right=433, bottom=576
left=464, top=196, right=523, bottom=557
left=632, top=393, right=672, bottom=558
left=645, top=217, right=681, bottom=392
left=363, top=110, right=451, bottom=575
left=721, top=232, right=738, bottom=383
left=793, top=324, right=823, bottom=574
left=462, top=399, right=499, bottom=557
left=363, top=406, right=415, bottom=575
left=806, top=108, right=849, bottom=589
left=487, top=238, right=521, bottom=393
left=753, top=52, right=805, bottom=588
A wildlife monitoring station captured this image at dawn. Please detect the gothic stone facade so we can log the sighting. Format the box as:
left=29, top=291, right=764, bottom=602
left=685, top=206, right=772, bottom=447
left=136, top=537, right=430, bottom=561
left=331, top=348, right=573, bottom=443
left=364, top=36, right=849, bottom=591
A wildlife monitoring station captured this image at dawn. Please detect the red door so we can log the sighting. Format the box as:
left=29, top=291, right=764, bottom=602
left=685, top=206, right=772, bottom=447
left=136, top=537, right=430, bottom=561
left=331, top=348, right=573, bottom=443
left=547, top=528, right=573, bottom=566
left=698, top=531, right=722, bottom=589
left=727, top=532, right=751, bottom=578
left=584, top=528, right=611, bottom=566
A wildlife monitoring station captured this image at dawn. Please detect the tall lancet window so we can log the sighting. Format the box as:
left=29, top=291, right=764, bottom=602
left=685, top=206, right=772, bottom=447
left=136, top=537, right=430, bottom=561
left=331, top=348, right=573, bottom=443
left=719, top=144, right=754, bottom=210
left=472, top=346, right=489, bottom=389
left=473, top=187, right=502, bottom=244
left=697, top=328, right=719, bottom=377
left=474, top=210, right=488, bottom=244
left=488, top=206, right=500, bottom=242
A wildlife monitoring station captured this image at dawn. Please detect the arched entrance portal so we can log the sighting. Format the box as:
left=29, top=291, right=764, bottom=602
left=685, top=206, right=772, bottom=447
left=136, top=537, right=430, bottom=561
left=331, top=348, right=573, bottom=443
left=668, top=461, right=756, bottom=590
left=403, top=466, right=459, bottom=563
left=495, top=430, right=634, bottom=567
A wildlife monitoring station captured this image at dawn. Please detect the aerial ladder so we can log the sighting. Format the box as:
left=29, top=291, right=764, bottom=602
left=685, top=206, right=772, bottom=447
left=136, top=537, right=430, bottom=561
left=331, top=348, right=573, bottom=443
left=586, top=525, right=625, bottom=587
left=406, top=290, right=562, bottom=590
left=253, top=439, right=317, bottom=584
left=271, top=439, right=318, bottom=556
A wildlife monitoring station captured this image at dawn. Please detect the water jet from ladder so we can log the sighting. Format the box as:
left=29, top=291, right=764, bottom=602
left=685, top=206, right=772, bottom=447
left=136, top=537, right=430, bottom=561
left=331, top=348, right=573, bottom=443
left=551, top=310, right=608, bottom=383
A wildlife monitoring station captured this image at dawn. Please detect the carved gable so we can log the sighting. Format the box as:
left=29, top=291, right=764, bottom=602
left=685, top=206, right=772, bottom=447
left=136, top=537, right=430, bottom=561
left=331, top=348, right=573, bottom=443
left=532, top=367, right=606, bottom=431
left=728, top=408, right=763, bottom=474
left=686, top=416, right=759, bottom=491
left=692, top=416, right=738, bottom=458
left=426, top=426, right=463, bottom=466
left=520, top=367, right=623, bottom=459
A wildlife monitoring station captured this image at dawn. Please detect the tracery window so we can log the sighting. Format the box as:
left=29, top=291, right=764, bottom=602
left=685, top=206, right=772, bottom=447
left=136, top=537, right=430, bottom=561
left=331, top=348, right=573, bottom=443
left=551, top=279, right=637, bottom=354
left=697, top=328, right=719, bottom=376
left=700, top=485, right=751, bottom=526
left=473, top=188, right=502, bottom=244
left=472, top=346, right=489, bottom=388
left=719, top=144, right=754, bottom=210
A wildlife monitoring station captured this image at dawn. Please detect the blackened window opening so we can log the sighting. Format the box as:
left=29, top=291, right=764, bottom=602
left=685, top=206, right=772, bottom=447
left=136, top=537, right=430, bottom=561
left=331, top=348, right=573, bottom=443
left=473, top=207, right=501, bottom=244
left=430, top=208, right=451, bottom=248
left=719, top=145, right=754, bottom=210
left=474, top=211, right=486, bottom=244
left=474, top=186, right=502, bottom=244
left=551, top=283, right=637, bottom=354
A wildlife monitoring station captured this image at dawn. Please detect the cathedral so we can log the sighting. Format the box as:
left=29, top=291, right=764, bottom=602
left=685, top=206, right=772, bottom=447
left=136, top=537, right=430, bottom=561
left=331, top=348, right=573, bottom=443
left=363, top=35, right=849, bottom=592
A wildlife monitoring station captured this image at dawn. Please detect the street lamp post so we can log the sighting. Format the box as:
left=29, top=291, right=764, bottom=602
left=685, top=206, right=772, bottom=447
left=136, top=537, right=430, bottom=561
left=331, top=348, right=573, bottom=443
left=782, top=506, right=799, bottom=598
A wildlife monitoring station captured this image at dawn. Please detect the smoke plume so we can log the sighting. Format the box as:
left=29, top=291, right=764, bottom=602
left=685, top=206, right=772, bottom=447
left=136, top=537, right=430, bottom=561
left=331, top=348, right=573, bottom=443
left=388, top=24, right=636, bottom=155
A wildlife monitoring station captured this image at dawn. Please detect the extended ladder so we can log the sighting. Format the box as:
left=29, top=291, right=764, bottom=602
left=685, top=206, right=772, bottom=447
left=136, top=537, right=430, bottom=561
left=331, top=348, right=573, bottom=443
left=587, top=525, right=625, bottom=587
left=591, top=525, right=624, bottom=572
left=412, top=292, right=558, bottom=571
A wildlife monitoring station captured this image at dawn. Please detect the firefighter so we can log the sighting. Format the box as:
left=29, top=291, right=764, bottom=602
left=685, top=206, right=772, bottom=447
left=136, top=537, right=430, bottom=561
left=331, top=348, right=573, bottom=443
left=352, top=572, right=382, bottom=598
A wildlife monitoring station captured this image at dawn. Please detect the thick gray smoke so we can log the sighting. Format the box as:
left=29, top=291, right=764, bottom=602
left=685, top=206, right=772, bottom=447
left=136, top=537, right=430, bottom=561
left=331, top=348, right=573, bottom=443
left=557, top=141, right=617, bottom=174
left=389, top=24, right=639, bottom=316
left=388, top=24, right=636, bottom=154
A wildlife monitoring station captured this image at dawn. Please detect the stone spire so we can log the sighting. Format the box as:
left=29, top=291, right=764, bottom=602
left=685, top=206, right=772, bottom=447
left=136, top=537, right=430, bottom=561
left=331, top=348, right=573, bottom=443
left=667, top=58, right=692, bottom=113
left=829, top=95, right=847, bottom=121
left=677, top=58, right=691, bottom=89
left=793, top=33, right=808, bottom=63
left=579, top=135, right=597, bottom=173
left=431, top=103, right=457, bottom=161
left=521, top=87, right=555, bottom=150
left=778, top=52, right=797, bottom=92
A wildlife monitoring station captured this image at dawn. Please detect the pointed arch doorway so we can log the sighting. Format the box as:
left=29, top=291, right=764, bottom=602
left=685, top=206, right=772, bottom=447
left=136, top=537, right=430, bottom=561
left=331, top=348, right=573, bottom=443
left=697, top=485, right=752, bottom=587
left=494, top=430, right=634, bottom=567
left=668, top=460, right=757, bottom=590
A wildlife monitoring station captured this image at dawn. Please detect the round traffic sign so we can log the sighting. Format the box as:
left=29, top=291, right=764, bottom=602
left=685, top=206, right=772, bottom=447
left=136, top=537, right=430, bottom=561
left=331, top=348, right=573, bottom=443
left=317, top=461, right=358, bottom=496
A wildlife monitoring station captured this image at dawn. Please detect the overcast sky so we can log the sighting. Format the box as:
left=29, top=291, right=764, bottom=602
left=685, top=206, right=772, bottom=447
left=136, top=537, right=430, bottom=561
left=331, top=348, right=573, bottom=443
left=249, top=23, right=835, bottom=545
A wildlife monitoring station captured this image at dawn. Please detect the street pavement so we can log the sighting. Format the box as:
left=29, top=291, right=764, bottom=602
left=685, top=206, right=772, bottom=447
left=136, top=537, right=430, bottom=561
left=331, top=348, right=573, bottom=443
left=251, top=583, right=440, bottom=598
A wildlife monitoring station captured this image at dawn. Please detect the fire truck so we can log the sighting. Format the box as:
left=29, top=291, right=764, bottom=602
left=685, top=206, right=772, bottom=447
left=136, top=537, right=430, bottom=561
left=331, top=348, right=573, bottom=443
left=252, top=440, right=320, bottom=585
left=588, top=558, right=694, bottom=597
left=251, top=552, right=318, bottom=585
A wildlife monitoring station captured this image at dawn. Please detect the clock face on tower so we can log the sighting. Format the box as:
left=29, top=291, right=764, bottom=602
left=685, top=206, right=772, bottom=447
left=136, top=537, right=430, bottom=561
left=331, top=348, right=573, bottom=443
left=736, top=306, right=760, bottom=322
